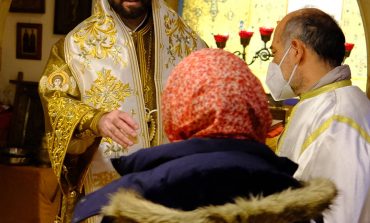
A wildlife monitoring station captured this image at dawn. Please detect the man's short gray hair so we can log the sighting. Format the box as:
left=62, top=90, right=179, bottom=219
left=281, top=8, right=345, bottom=67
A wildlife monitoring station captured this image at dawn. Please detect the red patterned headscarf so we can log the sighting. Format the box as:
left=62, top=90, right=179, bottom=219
left=162, top=48, right=272, bottom=143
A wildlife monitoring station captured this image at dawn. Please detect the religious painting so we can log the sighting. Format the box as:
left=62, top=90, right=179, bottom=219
left=16, top=23, right=42, bottom=60
left=54, top=0, right=92, bottom=34
left=9, top=0, right=45, bottom=13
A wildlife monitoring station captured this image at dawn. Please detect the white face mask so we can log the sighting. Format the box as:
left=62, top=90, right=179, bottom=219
left=266, top=45, right=298, bottom=101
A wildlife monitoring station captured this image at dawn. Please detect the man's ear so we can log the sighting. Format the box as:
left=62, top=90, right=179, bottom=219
left=291, top=39, right=305, bottom=64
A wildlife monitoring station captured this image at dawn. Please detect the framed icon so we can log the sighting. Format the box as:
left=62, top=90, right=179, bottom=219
left=9, top=0, right=45, bottom=13
left=54, top=0, right=92, bottom=34
left=16, top=23, right=42, bottom=60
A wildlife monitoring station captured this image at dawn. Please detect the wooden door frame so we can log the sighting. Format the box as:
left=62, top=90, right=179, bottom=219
left=357, top=0, right=370, bottom=98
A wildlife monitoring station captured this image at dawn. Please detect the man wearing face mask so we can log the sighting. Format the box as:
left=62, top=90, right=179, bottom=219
left=39, top=0, right=207, bottom=222
left=266, top=8, right=370, bottom=223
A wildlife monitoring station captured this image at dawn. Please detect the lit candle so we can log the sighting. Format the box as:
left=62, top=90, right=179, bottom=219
left=259, top=27, right=274, bottom=42
left=344, top=42, right=355, bottom=57
left=213, top=34, right=229, bottom=49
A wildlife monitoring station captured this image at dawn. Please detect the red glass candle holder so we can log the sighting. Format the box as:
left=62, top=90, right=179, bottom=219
left=344, top=42, right=355, bottom=58
left=214, top=34, right=229, bottom=49
left=259, top=27, right=274, bottom=42
left=239, top=30, right=254, bottom=47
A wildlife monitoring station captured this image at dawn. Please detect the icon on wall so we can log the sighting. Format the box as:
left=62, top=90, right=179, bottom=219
left=16, top=23, right=42, bottom=60
left=9, top=0, right=45, bottom=14
left=54, top=0, right=92, bottom=34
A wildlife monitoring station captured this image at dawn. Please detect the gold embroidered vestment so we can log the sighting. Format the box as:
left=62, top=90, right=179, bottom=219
left=39, top=0, right=207, bottom=222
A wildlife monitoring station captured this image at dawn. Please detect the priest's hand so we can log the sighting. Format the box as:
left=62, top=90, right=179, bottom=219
left=98, top=110, right=139, bottom=147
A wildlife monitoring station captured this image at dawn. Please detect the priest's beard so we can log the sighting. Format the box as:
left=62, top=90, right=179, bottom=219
left=108, top=0, right=151, bottom=20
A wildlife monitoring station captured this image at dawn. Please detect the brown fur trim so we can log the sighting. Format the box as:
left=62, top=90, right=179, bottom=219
left=102, top=178, right=337, bottom=223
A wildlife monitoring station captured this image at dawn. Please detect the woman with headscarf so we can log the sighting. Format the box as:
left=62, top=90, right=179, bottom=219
left=72, top=49, right=336, bottom=223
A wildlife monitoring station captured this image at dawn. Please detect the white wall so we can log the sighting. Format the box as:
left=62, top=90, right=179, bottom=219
left=0, top=0, right=63, bottom=104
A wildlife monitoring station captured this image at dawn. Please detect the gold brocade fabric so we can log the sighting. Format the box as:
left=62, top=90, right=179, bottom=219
left=39, top=38, right=101, bottom=223
left=131, top=15, right=158, bottom=146
left=39, top=0, right=207, bottom=222
left=39, top=38, right=96, bottom=180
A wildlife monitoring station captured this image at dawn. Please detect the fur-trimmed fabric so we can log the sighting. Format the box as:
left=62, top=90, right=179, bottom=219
left=72, top=138, right=301, bottom=223
left=102, top=178, right=336, bottom=223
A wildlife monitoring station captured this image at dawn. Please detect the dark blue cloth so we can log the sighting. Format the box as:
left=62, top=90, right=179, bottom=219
left=72, top=138, right=299, bottom=223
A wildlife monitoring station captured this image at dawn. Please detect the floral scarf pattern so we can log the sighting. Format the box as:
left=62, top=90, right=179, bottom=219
left=162, top=48, right=271, bottom=143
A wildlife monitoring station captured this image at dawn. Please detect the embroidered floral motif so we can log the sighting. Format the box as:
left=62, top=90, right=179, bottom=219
left=46, top=92, right=92, bottom=178
left=84, top=68, right=131, bottom=111
left=163, top=12, right=199, bottom=68
left=72, top=3, right=127, bottom=68
left=101, top=137, right=127, bottom=157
